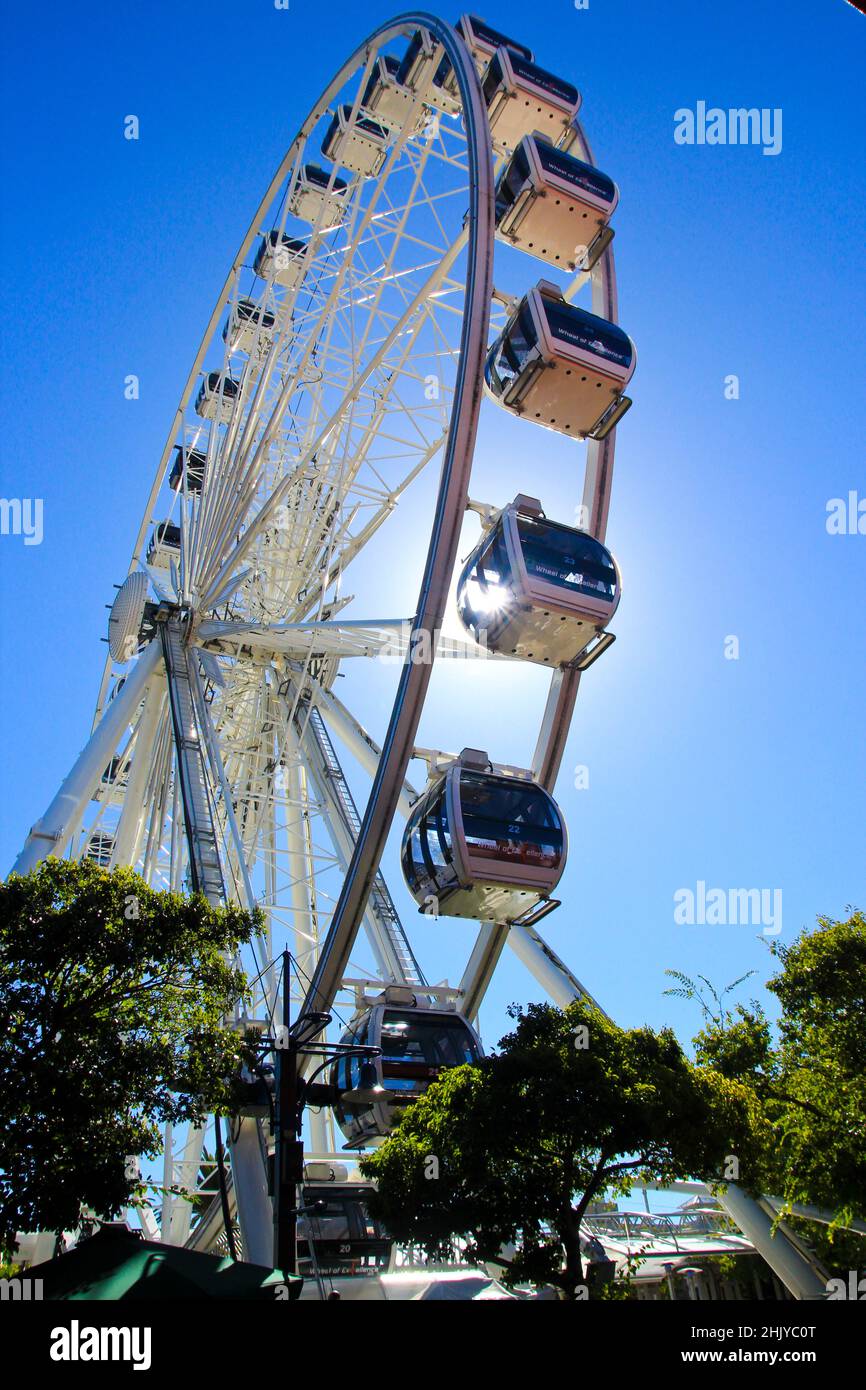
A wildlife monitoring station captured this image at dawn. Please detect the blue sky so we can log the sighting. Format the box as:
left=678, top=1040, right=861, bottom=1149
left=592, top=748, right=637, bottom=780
left=1, top=0, right=864, bottom=1061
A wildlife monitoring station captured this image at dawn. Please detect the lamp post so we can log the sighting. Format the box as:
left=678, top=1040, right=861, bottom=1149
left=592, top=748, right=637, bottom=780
left=268, top=951, right=382, bottom=1276
left=273, top=954, right=303, bottom=1277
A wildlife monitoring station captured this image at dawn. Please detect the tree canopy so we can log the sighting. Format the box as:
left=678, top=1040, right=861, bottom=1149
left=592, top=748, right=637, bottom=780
left=690, top=908, right=866, bottom=1233
left=360, top=998, right=764, bottom=1298
left=0, top=858, right=262, bottom=1254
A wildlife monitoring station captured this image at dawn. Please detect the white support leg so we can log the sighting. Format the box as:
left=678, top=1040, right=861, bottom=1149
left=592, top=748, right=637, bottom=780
left=13, top=641, right=164, bottom=875
left=286, top=757, right=320, bottom=989
left=459, top=922, right=510, bottom=1022
left=229, top=1117, right=274, bottom=1267
left=110, top=678, right=167, bottom=869
left=165, top=1121, right=206, bottom=1248
left=507, top=922, right=611, bottom=1018
left=718, top=1185, right=829, bottom=1300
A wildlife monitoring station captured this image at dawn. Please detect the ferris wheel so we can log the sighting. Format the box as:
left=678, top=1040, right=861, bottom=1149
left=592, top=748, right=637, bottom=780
left=14, top=12, right=635, bottom=1268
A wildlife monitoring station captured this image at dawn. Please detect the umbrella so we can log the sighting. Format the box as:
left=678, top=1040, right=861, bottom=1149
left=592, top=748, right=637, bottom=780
left=28, top=1225, right=302, bottom=1301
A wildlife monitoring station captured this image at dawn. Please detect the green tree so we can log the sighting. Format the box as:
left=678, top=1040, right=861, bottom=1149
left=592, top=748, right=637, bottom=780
left=0, top=858, right=261, bottom=1255
left=688, top=910, right=866, bottom=1233
left=360, top=999, right=764, bottom=1299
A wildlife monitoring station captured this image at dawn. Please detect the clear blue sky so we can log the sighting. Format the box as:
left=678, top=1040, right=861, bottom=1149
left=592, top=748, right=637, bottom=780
left=1, top=0, right=864, bottom=1057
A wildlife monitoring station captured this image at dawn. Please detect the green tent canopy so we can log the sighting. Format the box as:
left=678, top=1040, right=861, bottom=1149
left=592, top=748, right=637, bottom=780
left=29, top=1226, right=302, bottom=1301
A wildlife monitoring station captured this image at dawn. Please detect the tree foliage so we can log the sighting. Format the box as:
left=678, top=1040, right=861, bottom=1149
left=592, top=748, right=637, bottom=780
left=361, top=999, right=764, bottom=1298
left=0, top=858, right=261, bottom=1253
left=690, top=909, right=866, bottom=1232
left=664, top=968, right=757, bottom=1029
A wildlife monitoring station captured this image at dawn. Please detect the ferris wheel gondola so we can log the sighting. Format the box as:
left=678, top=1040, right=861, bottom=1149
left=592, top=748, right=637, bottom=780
left=396, top=28, right=460, bottom=114
left=484, top=280, right=636, bottom=439
left=222, top=297, right=277, bottom=358
left=298, top=1172, right=391, bottom=1272
left=401, top=750, right=567, bottom=923
left=194, top=370, right=239, bottom=423
left=495, top=134, right=619, bottom=272
left=481, top=47, right=582, bottom=151
left=168, top=445, right=206, bottom=494
left=361, top=54, right=423, bottom=130
left=321, top=105, right=391, bottom=177
left=431, top=15, right=536, bottom=106
left=146, top=521, right=182, bottom=569
left=85, top=831, right=115, bottom=867
left=456, top=495, right=621, bottom=665
left=454, top=14, right=535, bottom=72
left=252, top=232, right=309, bottom=289
left=331, top=989, right=483, bottom=1147
left=286, top=163, right=349, bottom=228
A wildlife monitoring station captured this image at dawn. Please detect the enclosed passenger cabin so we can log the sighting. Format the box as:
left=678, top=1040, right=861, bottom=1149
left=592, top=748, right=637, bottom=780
left=456, top=14, right=534, bottom=73
left=85, top=832, right=114, bottom=868
left=146, top=521, right=182, bottom=569
left=322, top=105, right=390, bottom=178
left=331, top=990, right=483, bottom=1147
left=396, top=28, right=460, bottom=114
left=495, top=135, right=619, bottom=272
left=101, top=756, right=125, bottom=786
left=298, top=1177, right=391, bottom=1274
left=287, top=163, right=349, bottom=229
left=168, top=445, right=207, bottom=494
left=457, top=495, right=620, bottom=666
left=253, top=232, right=308, bottom=291
left=401, top=750, right=566, bottom=923
left=484, top=281, right=635, bottom=439
left=94, top=756, right=128, bottom=802
left=362, top=53, right=425, bottom=130
left=429, top=15, right=535, bottom=107
left=223, top=296, right=277, bottom=356
left=481, top=48, right=581, bottom=152
left=194, top=371, right=239, bottom=424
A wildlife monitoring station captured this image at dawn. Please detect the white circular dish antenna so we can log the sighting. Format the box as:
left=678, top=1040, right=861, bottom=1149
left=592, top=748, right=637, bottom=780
left=108, top=572, right=149, bottom=662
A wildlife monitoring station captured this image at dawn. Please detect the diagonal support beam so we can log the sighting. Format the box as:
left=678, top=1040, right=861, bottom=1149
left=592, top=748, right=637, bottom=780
left=13, top=640, right=164, bottom=875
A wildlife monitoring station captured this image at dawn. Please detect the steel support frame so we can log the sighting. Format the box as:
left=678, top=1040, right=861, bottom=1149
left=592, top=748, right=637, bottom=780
left=14, top=640, right=164, bottom=875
